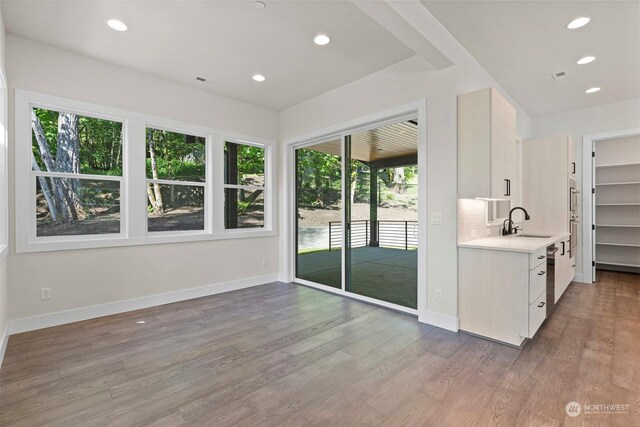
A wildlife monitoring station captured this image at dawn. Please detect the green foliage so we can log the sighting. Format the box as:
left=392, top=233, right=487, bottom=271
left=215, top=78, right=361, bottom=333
left=146, top=128, right=205, bottom=181
left=32, top=108, right=124, bottom=175
left=237, top=144, right=265, bottom=176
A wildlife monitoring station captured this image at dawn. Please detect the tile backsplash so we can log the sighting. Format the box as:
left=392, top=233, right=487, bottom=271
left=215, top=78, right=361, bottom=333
left=458, top=199, right=502, bottom=243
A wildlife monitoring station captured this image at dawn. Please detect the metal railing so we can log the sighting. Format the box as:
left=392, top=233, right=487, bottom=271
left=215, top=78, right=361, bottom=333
left=329, top=220, right=418, bottom=251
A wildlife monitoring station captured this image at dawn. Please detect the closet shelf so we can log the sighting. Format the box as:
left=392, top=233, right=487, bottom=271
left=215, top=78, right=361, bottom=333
left=595, top=181, right=640, bottom=186
left=596, top=224, right=640, bottom=228
left=596, top=242, right=640, bottom=248
left=595, top=203, right=640, bottom=206
left=595, top=162, right=640, bottom=169
left=596, top=260, right=640, bottom=268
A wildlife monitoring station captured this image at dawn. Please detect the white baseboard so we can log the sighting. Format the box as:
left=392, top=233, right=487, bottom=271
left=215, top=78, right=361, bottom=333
left=419, top=310, right=459, bottom=332
left=573, top=273, right=587, bottom=284
left=0, top=324, right=8, bottom=368
left=8, top=274, right=279, bottom=335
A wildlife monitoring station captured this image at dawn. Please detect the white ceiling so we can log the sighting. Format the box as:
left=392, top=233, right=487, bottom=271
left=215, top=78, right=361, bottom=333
left=423, top=1, right=640, bottom=116
left=2, top=1, right=415, bottom=111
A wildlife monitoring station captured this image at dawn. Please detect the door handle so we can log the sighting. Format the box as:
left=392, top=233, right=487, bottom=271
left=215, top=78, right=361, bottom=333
left=538, top=271, right=546, bottom=275
left=561, top=241, right=565, bottom=255
left=572, top=162, right=576, bottom=174
left=504, top=179, right=509, bottom=196
left=538, top=301, right=545, bottom=308
left=538, top=255, right=545, bottom=259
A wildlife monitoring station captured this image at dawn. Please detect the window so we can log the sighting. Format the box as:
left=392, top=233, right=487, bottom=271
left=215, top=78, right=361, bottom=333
left=224, top=141, right=265, bottom=229
left=31, top=107, right=123, bottom=237
left=145, top=127, right=206, bottom=232
left=16, top=90, right=275, bottom=252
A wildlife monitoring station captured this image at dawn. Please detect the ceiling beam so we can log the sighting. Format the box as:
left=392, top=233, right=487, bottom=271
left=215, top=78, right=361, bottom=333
left=369, top=154, right=418, bottom=169
left=352, top=0, right=453, bottom=71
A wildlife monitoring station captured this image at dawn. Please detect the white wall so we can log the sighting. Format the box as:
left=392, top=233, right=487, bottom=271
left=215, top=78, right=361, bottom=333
left=0, top=5, right=9, bottom=354
left=532, top=97, right=640, bottom=281
left=6, top=35, right=280, bottom=322
left=278, top=3, right=532, bottom=325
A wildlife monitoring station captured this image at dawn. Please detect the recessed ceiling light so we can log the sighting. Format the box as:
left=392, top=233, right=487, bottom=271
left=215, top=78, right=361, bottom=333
left=253, top=74, right=266, bottom=82
left=254, top=1, right=265, bottom=10
left=314, top=34, right=330, bottom=46
left=576, top=56, right=596, bottom=65
left=585, top=87, right=601, bottom=94
left=107, top=19, right=128, bottom=32
left=567, top=17, right=590, bottom=30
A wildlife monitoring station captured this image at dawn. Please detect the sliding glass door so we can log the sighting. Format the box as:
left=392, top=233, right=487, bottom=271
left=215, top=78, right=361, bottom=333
left=346, top=122, right=418, bottom=309
left=295, top=119, right=418, bottom=311
left=295, top=139, right=342, bottom=288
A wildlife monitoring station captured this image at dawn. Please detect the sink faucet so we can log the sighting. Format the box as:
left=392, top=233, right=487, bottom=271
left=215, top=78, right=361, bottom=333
left=502, top=207, right=531, bottom=235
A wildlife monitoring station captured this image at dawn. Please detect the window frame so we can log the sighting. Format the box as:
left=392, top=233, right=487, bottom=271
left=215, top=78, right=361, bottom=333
left=143, top=124, right=211, bottom=236
left=223, top=138, right=269, bottom=231
left=15, top=90, right=275, bottom=253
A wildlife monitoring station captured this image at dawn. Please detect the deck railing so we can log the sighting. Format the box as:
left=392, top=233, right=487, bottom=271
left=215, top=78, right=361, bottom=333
left=329, top=220, right=418, bottom=251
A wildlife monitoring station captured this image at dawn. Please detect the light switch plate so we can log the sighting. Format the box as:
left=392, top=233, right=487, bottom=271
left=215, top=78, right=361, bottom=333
left=431, top=212, right=442, bottom=225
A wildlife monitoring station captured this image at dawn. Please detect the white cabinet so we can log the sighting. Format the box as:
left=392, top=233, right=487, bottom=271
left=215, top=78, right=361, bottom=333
left=522, top=134, right=576, bottom=295
left=458, top=88, right=517, bottom=200
left=458, top=247, right=548, bottom=347
left=555, top=239, right=572, bottom=303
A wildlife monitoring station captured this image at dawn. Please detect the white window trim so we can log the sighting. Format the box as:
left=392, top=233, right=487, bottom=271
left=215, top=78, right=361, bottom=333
left=15, top=89, right=275, bottom=253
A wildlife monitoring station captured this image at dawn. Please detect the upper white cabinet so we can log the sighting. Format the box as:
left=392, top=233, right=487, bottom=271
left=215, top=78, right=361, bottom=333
left=458, top=88, right=517, bottom=200
left=521, top=135, right=574, bottom=233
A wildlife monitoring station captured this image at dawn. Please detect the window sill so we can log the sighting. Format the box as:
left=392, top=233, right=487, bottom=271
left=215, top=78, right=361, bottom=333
left=16, top=229, right=276, bottom=254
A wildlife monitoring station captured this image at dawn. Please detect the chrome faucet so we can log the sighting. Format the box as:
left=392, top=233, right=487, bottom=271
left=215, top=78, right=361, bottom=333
left=502, top=207, right=531, bottom=235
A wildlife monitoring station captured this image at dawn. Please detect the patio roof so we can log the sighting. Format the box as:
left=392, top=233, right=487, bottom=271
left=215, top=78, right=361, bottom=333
left=310, top=120, right=418, bottom=165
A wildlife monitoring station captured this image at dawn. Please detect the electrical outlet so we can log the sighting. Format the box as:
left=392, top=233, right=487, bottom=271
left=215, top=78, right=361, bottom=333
left=431, top=212, right=442, bottom=225
left=41, top=287, right=51, bottom=301
left=435, top=288, right=443, bottom=301
left=262, top=258, right=269, bottom=267
left=471, top=229, right=477, bottom=238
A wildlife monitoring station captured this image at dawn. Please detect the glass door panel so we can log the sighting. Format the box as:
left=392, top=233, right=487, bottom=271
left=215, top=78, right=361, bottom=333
left=295, top=140, right=343, bottom=289
left=346, top=121, right=419, bottom=308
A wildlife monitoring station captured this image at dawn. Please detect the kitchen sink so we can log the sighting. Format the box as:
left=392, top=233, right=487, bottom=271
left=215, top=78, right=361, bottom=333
left=516, top=234, right=553, bottom=238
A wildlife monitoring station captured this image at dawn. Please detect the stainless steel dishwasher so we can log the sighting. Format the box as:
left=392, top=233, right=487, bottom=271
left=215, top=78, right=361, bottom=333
left=546, top=244, right=559, bottom=317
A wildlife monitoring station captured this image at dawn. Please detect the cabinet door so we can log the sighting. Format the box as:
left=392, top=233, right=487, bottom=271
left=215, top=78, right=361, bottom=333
left=568, top=135, right=576, bottom=176
left=490, top=89, right=517, bottom=199
left=555, top=240, right=571, bottom=303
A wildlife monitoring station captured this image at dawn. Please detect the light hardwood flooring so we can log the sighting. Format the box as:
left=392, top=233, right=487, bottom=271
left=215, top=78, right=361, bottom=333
left=1, top=271, right=638, bottom=426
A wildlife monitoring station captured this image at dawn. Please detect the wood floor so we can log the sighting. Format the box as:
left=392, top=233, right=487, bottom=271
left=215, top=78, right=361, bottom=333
left=1, top=271, right=638, bottom=426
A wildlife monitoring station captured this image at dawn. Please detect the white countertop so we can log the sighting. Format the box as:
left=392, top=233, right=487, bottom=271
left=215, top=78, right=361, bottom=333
left=458, top=232, right=570, bottom=253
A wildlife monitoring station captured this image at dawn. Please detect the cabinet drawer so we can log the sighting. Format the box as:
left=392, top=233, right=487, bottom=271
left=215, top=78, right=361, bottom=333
left=529, top=291, right=547, bottom=338
left=529, top=263, right=547, bottom=303
left=529, top=248, right=547, bottom=269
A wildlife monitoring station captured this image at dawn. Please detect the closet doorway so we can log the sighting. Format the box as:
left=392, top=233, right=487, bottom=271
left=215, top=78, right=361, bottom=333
left=585, top=129, right=640, bottom=281
left=294, top=118, right=419, bottom=312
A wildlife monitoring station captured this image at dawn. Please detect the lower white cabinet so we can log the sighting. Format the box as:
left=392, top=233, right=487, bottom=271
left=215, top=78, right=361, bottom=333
left=458, top=247, right=548, bottom=347
left=555, top=239, right=572, bottom=303
left=529, top=292, right=547, bottom=338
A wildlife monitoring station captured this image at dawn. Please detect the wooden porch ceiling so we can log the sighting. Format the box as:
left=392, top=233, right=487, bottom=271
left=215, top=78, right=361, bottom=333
left=308, top=120, right=418, bottom=164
